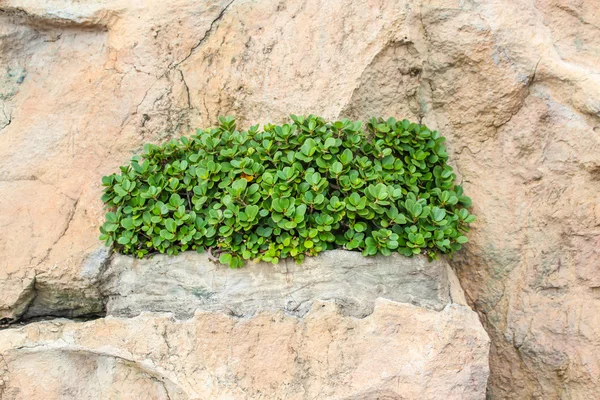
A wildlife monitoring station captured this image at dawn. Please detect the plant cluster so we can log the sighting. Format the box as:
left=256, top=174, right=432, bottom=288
left=100, top=115, right=475, bottom=267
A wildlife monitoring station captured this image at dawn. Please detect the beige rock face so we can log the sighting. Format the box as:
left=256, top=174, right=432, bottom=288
left=0, top=300, right=489, bottom=400
left=0, top=251, right=490, bottom=399
left=0, top=0, right=598, bottom=398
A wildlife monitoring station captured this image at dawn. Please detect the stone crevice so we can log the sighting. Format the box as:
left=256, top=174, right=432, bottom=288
left=178, top=69, right=193, bottom=109
left=0, top=113, right=11, bottom=133
left=175, top=0, right=237, bottom=70
left=1, top=250, right=472, bottom=328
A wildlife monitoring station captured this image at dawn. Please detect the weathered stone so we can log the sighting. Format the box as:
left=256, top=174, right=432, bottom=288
left=0, top=0, right=599, bottom=398
left=0, top=248, right=488, bottom=399
left=0, top=249, right=490, bottom=398
left=0, top=300, right=489, bottom=400
left=102, top=250, right=454, bottom=318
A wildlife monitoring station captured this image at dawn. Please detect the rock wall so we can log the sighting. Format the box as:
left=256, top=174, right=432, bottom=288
left=0, top=304, right=488, bottom=400
left=0, top=0, right=599, bottom=398
left=0, top=252, right=490, bottom=399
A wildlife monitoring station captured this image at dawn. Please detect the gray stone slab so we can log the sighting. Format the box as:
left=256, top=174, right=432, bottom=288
left=101, top=250, right=452, bottom=318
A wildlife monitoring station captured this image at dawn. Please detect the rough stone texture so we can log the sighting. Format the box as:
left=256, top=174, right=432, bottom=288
left=0, top=300, right=489, bottom=400
left=0, top=0, right=598, bottom=398
left=102, top=250, right=454, bottom=318
left=0, top=251, right=489, bottom=399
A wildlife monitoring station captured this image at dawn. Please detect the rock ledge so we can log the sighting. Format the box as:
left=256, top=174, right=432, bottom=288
left=0, top=251, right=489, bottom=399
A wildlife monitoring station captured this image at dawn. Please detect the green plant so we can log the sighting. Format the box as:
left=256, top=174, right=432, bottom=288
left=99, top=115, right=475, bottom=268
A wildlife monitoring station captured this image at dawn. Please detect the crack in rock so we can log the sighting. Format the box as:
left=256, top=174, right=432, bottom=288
left=173, top=0, right=237, bottom=70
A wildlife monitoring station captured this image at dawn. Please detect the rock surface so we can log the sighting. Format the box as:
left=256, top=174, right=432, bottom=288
left=0, top=300, right=489, bottom=400
left=0, top=0, right=598, bottom=398
left=102, top=250, right=454, bottom=318
left=0, top=252, right=489, bottom=399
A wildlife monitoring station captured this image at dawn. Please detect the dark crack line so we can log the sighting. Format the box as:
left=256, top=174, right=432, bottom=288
left=0, top=106, right=12, bottom=132
left=0, top=311, right=106, bottom=331
left=203, top=97, right=211, bottom=122
left=127, top=0, right=235, bottom=127
left=130, top=1, right=236, bottom=119
left=529, top=57, right=542, bottom=87
left=493, top=57, right=542, bottom=130
left=178, top=68, right=192, bottom=109
left=0, top=117, right=11, bottom=132
left=173, top=0, right=236, bottom=69
left=134, top=83, right=155, bottom=115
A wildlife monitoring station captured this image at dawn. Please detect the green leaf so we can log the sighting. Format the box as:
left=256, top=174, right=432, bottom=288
left=410, top=202, right=422, bottom=218
left=301, top=138, right=317, bottom=156
left=120, top=218, right=135, bottom=230
left=232, top=178, right=247, bottom=194
left=101, top=175, right=113, bottom=186
left=363, top=245, right=378, bottom=256
left=456, top=236, right=469, bottom=244
left=432, top=207, right=446, bottom=222
left=257, top=226, right=273, bottom=237
left=219, top=253, right=233, bottom=265
left=354, top=222, right=367, bottom=233
left=376, top=123, right=390, bottom=133
left=330, top=161, right=343, bottom=175
left=246, top=205, right=259, bottom=220
left=465, top=215, right=476, bottom=223
left=103, top=222, right=119, bottom=232
left=165, top=218, right=177, bottom=233
left=340, top=149, right=353, bottom=165
left=105, top=212, right=117, bottom=223
left=114, top=185, right=128, bottom=197
left=458, top=195, right=472, bottom=207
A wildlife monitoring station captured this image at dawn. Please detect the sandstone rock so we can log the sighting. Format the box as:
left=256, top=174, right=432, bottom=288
left=101, top=250, right=454, bottom=319
left=0, top=0, right=599, bottom=398
left=0, top=251, right=489, bottom=399
left=0, top=300, right=489, bottom=400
